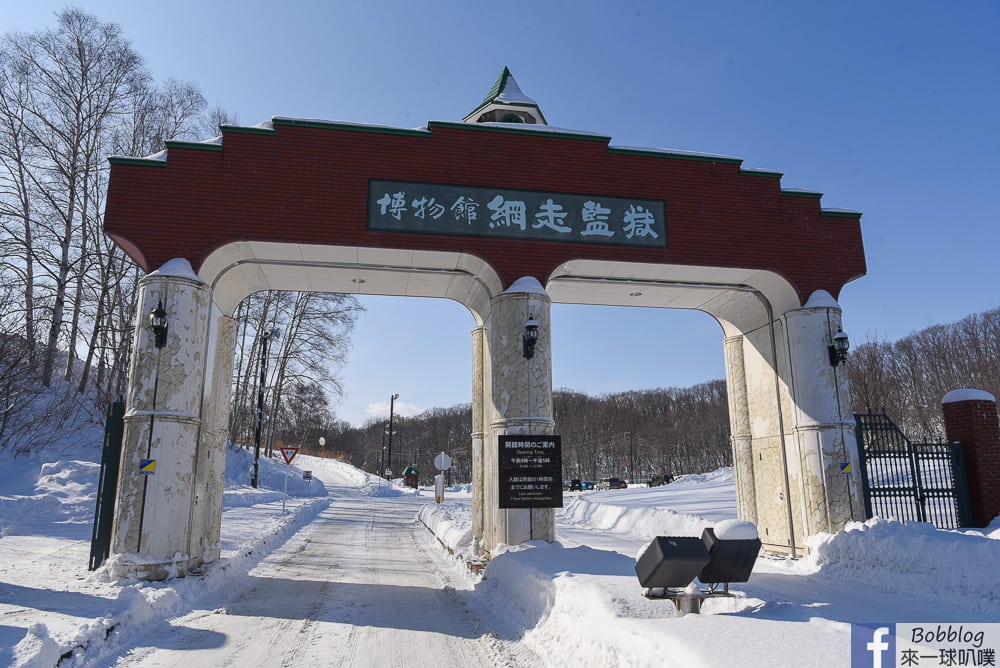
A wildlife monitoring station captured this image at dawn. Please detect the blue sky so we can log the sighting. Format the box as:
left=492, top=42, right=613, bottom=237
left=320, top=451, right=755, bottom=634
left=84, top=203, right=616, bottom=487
left=10, top=2, right=1000, bottom=426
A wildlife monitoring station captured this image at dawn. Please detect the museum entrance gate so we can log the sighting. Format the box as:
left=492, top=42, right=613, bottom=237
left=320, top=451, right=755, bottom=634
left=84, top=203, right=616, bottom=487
left=101, top=72, right=867, bottom=578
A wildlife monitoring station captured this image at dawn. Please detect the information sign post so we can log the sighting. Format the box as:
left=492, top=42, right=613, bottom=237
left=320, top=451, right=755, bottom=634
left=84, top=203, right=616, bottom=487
left=498, top=435, right=563, bottom=508
left=434, top=452, right=452, bottom=503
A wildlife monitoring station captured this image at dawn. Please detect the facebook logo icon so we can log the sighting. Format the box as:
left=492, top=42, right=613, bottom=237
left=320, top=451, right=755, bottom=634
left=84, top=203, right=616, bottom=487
left=851, top=624, right=896, bottom=668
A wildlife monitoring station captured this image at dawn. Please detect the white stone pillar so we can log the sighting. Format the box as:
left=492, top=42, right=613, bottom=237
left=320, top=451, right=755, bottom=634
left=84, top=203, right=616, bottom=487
left=111, top=260, right=212, bottom=580
left=783, top=291, right=864, bottom=536
left=189, top=311, right=237, bottom=564
left=470, top=325, right=486, bottom=555
left=742, top=318, right=802, bottom=554
left=724, top=335, right=758, bottom=525
left=485, top=277, right=554, bottom=553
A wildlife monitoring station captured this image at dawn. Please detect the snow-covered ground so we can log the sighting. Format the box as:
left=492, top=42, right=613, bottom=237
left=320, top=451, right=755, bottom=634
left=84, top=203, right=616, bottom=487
left=2, top=437, right=999, bottom=667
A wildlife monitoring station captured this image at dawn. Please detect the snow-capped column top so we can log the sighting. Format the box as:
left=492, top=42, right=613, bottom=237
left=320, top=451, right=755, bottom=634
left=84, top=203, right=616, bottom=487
left=942, top=389, right=996, bottom=404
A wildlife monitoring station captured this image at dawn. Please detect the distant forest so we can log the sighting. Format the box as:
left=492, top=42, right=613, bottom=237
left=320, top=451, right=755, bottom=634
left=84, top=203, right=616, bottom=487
left=302, top=308, right=1000, bottom=485
left=847, top=308, right=1000, bottom=440
left=311, top=381, right=730, bottom=485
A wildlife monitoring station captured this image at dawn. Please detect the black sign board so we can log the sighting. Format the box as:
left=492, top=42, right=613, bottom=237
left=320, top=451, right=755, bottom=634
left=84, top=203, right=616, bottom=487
left=498, top=435, right=563, bottom=509
left=369, top=179, right=666, bottom=248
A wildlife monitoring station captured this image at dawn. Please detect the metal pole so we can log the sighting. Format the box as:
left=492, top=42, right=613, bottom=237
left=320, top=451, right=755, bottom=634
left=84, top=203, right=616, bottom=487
left=387, top=393, right=399, bottom=478
left=381, top=427, right=387, bottom=477
left=628, top=432, right=634, bottom=482
left=251, top=331, right=272, bottom=488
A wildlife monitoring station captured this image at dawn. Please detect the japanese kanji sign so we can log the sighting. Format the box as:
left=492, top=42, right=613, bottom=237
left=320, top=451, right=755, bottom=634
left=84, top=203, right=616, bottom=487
left=498, top=435, right=563, bottom=509
left=369, top=180, right=666, bottom=248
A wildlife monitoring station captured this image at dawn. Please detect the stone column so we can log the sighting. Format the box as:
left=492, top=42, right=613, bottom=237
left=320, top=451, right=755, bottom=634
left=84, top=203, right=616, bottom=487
left=741, top=317, right=799, bottom=554
left=485, top=277, right=554, bottom=553
left=111, top=260, right=212, bottom=580
left=942, top=389, right=1000, bottom=527
left=782, top=291, right=864, bottom=540
left=724, top=335, right=757, bottom=524
left=470, top=325, right=487, bottom=555
left=189, top=312, right=237, bottom=564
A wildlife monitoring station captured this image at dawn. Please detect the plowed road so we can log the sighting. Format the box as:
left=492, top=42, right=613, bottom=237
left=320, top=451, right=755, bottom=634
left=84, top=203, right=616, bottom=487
left=111, top=476, right=537, bottom=667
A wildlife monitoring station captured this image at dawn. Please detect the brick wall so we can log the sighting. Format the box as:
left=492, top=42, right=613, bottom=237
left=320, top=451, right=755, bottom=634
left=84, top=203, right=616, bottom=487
left=942, top=395, right=1000, bottom=527
left=105, top=119, right=865, bottom=299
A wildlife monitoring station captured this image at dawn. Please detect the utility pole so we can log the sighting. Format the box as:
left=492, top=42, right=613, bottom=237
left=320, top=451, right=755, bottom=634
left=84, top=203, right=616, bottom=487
left=251, top=328, right=280, bottom=488
left=381, top=424, right=387, bottom=478
left=628, top=432, right=635, bottom=482
left=387, top=393, right=399, bottom=478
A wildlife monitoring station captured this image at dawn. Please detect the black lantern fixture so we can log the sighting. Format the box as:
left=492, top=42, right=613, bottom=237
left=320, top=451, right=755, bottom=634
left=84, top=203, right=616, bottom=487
left=828, top=328, right=850, bottom=367
left=149, top=300, right=168, bottom=349
left=522, top=317, right=539, bottom=359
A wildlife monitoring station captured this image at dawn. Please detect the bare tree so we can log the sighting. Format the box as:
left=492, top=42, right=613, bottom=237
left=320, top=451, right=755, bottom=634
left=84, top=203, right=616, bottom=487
left=850, top=309, right=1000, bottom=441
left=228, top=290, right=363, bottom=456
left=3, top=10, right=148, bottom=385
left=200, top=104, right=239, bottom=140
left=0, top=45, right=43, bottom=370
left=0, top=10, right=217, bottom=451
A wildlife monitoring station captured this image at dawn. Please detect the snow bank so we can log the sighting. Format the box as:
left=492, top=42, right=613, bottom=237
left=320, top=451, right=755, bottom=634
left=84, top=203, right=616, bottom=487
left=805, top=518, right=1000, bottom=614
left=418, top=502, right=472, bottom=554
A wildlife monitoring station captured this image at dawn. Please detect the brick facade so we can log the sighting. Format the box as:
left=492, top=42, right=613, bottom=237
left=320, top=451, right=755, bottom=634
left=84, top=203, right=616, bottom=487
left=942, top=394, right=1000, bottom=527
left=105, top=118, right=865, bottom=300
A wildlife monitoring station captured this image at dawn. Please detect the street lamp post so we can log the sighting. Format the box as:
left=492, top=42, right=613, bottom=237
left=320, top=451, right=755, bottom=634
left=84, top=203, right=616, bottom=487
left=387, top=393, right=399, bottom=478
left=381, top=426, right=387, bottom=477
left=381, top=427, right=396, bottom=478
left=251, top=327, right=280, bottom=488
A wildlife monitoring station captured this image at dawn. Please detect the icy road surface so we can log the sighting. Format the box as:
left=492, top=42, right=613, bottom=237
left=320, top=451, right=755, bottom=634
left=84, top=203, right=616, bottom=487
left=110, top=481, right=534, bottom=666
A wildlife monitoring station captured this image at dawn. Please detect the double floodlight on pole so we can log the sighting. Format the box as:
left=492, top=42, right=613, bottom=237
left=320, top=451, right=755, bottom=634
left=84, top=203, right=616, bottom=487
left=250, top=327, right=281, bottom=488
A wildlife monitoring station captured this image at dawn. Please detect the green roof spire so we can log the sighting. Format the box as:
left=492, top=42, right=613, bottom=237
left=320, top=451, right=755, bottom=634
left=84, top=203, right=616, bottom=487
left=464, top=67, right=547, bottom=125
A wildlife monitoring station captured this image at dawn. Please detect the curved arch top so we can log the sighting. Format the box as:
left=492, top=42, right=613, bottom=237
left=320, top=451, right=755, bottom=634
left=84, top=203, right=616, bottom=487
left=105, top=117, right=865, bottom=315
left=201, top=240, right=501, bottom=322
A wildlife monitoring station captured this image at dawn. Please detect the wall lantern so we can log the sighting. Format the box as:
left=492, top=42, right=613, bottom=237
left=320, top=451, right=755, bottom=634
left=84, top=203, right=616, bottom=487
left=828, top=328, right=850, bottom=367
left=149, top=300, right=168, bottom=349
left=522, top=317, right=539, bottom=359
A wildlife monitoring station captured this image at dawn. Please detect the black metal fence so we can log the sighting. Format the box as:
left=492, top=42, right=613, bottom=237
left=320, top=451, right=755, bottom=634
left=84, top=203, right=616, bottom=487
left=854, top=413, right=973, bottom=529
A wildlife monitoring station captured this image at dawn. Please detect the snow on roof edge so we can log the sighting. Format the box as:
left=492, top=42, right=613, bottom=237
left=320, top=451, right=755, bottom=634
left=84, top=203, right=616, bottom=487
left=612, top=145, right=742, bottom=162
left=271, top=116, right=431, bottom=134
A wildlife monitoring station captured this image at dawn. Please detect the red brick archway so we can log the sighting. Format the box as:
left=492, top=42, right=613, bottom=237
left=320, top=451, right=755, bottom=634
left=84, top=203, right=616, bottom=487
left=103, top=113, right=869, bottom=575
left=105, top=117, right=864, bottom=307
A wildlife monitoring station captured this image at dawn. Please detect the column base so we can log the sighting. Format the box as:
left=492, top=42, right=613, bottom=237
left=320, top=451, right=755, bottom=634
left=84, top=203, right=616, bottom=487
left=109, top=552, right=203, bottom=581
